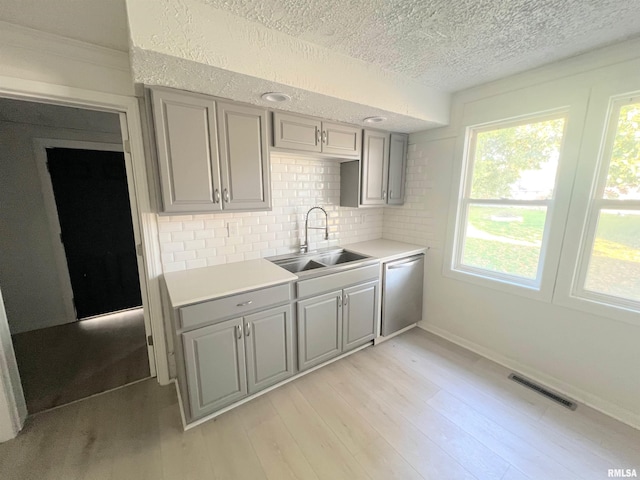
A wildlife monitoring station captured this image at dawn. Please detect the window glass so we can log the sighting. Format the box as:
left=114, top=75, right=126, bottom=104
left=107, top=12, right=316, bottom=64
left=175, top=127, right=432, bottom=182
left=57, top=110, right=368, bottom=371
left=462, top=205, right=547, bottom=279
left=603, top=102, right=640, bottom=200
left=470, top=118, right=565, bottom=200
left=584, top=209, right=640, bottom=302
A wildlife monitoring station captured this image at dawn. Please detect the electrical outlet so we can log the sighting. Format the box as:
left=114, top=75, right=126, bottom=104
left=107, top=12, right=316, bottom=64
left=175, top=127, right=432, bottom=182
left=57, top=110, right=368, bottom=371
left=226, top=221, right=239, bottom=237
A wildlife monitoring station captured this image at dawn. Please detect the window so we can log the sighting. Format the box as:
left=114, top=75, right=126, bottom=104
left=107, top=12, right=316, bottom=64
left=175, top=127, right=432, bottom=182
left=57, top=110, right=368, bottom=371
left=576, top=97, right=640, bottom=308
left=453, top=113, right=567, bottom=288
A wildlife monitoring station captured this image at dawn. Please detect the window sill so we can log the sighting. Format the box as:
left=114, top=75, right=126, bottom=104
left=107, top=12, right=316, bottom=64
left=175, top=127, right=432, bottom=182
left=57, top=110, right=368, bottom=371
left=442, top=266, right=552, bottom=303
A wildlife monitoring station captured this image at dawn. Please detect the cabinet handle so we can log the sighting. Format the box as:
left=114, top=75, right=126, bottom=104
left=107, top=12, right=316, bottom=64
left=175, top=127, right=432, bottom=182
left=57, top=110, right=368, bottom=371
left=214, top=189, right=220, bottom=204
left=316, top=128, right=321, bottom=144
left=344, top=294, right=348, bottom=306
left=338, top=295, right=342, bottom=307
left=236, top=324, right=242, bottom=340
left=382, top=190, right=387, bottom=199
left=322, top=130, right=327, bottom=144
left=237, top=300, right=253, bottom=307
left=245, top=323, right=251, bottom=336
left=224, top=188, right=230, bottom=203
left=389, top=190, right=393, bottom=197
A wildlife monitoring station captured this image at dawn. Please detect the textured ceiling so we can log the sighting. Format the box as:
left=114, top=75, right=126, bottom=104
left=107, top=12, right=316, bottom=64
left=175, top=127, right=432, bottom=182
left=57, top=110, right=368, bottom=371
left=0, top=0, right=128, bottom=51
left=200, top=0, right=640, bottom=91
left=132, top=48, right=443, bottom=132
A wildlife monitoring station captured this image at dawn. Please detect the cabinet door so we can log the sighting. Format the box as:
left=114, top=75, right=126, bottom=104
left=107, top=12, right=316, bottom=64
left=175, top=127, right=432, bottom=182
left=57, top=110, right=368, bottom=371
left=321, top=122, right=362, bottom=158
left=273, top=112, right=322, bottom=152
left=182, top=318, right=246, bottom=420
left=297, top=290, right=342, bottom=371
left=151, top=89, right=222, bottom=213
left=387, top=133, right=408, bottom=205
left=343, top=281, right=378, bottom=352
left=360, top=129, right=390, bottom=205
left=217, top=102, right=271, bottom=211
left=244, top=305, right=294, bottom=394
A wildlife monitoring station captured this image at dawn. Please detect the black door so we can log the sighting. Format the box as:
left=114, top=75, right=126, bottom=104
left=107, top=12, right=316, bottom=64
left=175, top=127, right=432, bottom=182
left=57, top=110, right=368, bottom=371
left=46, top=148, right=142, bottom=319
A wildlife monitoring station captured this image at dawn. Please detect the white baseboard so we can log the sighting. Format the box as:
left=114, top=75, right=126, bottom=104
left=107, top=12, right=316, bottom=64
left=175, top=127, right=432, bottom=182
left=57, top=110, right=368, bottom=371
left=418, top=323, right=640, bottom=431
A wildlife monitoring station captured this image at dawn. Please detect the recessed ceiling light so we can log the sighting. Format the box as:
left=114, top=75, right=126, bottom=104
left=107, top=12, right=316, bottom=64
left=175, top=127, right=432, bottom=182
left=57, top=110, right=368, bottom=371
left=261, top=92, right=291, bottom=102
left=363, top=116, right=387, bottom=123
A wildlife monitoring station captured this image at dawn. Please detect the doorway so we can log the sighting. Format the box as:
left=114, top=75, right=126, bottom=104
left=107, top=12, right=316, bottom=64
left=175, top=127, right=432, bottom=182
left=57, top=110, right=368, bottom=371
left=46, top=147, right=142, bottom=319
left=0, top=98, right=153, bottom=414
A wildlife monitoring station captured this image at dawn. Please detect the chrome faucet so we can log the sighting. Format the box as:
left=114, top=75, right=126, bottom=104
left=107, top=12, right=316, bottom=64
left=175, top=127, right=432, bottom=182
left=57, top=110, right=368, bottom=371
left=300, top=206, right=329, bottom=254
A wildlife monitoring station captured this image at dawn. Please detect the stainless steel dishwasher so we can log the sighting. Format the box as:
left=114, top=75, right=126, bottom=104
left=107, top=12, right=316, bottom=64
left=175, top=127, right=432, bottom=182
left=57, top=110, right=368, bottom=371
left=381, top=254, right=424, bottom=336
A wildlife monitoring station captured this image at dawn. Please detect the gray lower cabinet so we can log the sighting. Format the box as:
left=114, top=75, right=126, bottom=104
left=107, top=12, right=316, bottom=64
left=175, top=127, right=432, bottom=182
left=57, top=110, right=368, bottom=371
left=150, top=88, right=270, bottom=213
left=387, top=133, right=408, bottom=205
left=297, top=290, right=343, bottom=371
left=343, top=281, right=378, bottom=351
left=273, top=112, right=361, bottom=158
left=297, top=279, right=378, bottom=371
left=182, top=318, right=247, bottom=419
left=360, top=129, right=391, bottom=205
left=182, top=304, right=294, bottom=420
left=244, top=305, right=294, bottom=394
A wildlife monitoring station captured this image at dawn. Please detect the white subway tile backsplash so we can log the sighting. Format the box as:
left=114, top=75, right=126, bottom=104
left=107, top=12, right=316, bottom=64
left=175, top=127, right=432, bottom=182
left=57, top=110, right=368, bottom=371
left=157, top=155, right=384, bottom=272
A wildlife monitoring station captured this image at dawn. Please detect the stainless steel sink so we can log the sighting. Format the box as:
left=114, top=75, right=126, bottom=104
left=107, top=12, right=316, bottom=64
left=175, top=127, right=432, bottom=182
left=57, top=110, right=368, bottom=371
left=268, top=248, right=376, bottom=277
left=274, top=258, right=325, bottom=274
left=312, top=250, right=369, bottom=266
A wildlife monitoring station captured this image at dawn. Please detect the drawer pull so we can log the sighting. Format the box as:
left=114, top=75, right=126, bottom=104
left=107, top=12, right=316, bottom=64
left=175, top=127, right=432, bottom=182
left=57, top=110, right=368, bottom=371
left=237, top=300, right=253, bottom=307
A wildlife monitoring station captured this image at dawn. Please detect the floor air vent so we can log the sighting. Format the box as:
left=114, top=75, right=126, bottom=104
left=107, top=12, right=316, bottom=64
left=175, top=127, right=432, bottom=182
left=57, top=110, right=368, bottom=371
left=508, top=373, right=577, bottom=410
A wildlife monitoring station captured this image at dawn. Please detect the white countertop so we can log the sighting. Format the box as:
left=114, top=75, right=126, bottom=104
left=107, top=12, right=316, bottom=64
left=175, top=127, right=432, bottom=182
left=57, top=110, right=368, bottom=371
left=342, top=239, right=428, bottom=263
left=164, top=258, right=297, bottom=307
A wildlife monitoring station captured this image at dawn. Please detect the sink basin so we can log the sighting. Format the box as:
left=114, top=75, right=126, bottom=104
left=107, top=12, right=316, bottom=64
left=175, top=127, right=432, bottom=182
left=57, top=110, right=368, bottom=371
left=268, top=248, right=374, bottom=277
left=272, top=258, right=325, bottom=274
left=313, top=250, right=369, bottom=266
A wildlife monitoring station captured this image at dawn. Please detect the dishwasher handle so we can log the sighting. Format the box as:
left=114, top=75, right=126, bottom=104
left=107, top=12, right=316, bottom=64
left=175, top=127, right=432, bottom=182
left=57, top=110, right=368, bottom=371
left=388, top=256, right=423, bottom=269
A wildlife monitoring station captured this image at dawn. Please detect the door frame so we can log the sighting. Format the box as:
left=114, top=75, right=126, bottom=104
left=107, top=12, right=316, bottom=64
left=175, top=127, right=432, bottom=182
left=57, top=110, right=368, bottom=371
left=0, top=76, right=170, bottom=439
left=34, top=139, right=127, bottom=325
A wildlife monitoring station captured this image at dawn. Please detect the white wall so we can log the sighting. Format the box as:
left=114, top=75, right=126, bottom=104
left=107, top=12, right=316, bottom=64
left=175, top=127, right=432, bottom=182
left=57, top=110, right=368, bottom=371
left=0, top=102, right=122, bottom=333
left=0, top=21, right=133, bottom=97
left=157, top=156, right=384, bottom=272
left=385, top=40, right=640, bottom=428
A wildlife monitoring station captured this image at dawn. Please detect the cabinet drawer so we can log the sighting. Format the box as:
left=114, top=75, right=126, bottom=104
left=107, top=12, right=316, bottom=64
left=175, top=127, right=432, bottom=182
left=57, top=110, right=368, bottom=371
left=296, top=264, right=379, bottom=299
left=179, top=283, right=291, bottom=330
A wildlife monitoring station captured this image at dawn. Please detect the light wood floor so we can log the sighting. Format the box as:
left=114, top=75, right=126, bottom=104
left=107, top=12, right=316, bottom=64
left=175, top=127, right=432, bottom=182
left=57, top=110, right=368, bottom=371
left=11, top=308, right=150, bottom=413
left=1, top=328, right=638, bottom=479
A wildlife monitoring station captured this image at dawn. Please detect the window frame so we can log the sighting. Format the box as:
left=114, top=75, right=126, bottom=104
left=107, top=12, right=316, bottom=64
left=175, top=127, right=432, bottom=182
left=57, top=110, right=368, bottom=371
left=450, top=110, right=570, bottom=293
left=572, top=94, right=640, bottom=312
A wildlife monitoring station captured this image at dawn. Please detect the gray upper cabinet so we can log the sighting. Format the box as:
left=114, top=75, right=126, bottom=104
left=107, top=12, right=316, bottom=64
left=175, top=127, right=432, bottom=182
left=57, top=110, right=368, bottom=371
left=273, top=112, right=322, bottom=152
left=341, top=129, right=407, bottom=207
left=182, top=317, right=247, bottom=419
left=151, top=89, right=222, bottom=213
left=244, top=304, right=294, bottom=394
left=360, top=129, right=390, bottom=205
left=342, top=281, right=378, bottom=352
left=150, top=88, right=270, bottom=213
left=321, top=122, right=362, bottom=157
left=217, top=102, right=271, bottom=211
left=387, top=133, right=408, bottom=205
left=297, top=290, right=343, bottom=371
left=273, top=112, right=361, bottom=158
